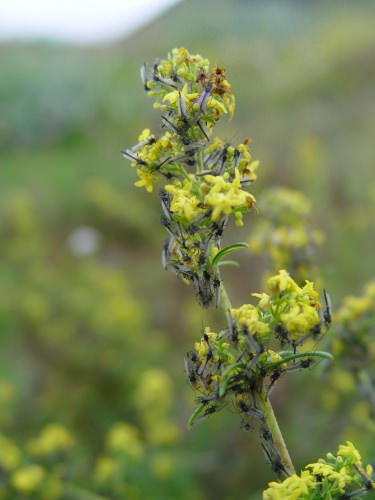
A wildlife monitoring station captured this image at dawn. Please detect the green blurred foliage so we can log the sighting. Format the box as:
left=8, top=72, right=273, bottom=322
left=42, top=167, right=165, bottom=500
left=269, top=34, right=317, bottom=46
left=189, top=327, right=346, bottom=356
left=1, top=0, right=375, bottom=498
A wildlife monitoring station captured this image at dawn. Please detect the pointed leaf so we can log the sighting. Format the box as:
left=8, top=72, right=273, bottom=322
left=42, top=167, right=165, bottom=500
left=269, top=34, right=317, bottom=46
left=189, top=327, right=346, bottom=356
left=217, top=260, right=240, bottom=267
left=212, top=243, right=248, bottom=268
left=187, top=403, right=207, bottom=430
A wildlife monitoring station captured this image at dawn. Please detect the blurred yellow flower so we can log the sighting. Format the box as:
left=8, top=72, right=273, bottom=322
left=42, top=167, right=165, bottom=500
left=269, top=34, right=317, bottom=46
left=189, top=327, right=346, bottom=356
left=11, top=465, right=45, bottom=494
left=106, top=422, right=143, bottom=459
left=0, top=435, right=21, bottom=470
left=27, top=424, right=74, bottom=456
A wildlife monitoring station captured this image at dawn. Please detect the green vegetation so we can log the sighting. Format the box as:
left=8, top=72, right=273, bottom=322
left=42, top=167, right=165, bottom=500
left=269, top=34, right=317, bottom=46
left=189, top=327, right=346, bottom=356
left=1, top=1, right=375, bottom=498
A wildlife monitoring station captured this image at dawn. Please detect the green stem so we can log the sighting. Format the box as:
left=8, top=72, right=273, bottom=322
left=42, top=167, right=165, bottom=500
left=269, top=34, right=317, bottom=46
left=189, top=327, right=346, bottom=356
left=256, top=390, right=296, bottom=479
left=218, top=278, right=295, bottom=480
left=218, top=279, right=232, bottom=316
left=270, top=350, right=334, bottom=370
left=197, top=149, right=204, bottom=174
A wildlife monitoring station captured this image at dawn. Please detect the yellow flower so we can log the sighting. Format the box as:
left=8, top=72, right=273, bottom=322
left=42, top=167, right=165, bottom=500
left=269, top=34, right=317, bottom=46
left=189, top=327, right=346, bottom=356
left=337, top=441, right=362, bottom=465
left=302, top=280, right=321, bottom=307
left=11, top=465, right=45, bottom=494
left=265, top=350, right=283, bottom=364
left=252, top=292, right=271, bottom=309
left=281, top=304, right=320, bottom=341
left=194, top=328, right=218, bottom=359
left=134, top=167, right=157, bottom=193
left=136, top=369, right=173, bottom=411
left=27, top=424, right=74, bottom=456
left=163, top=83, right=198, bottom=106
left=106, top=422, right=143, bottom=459
left=267, top=270, right=300, bottom=295
left=207, top=96, right=228, bottom=115
left=138, top=128, right=152, bottom=142
left=0, top=435, right=21, bottom=470
left=204, top=170, right=255, bottom=222
left=230, top=304, right=269, bottom=338
left=93, top=456, right=119, bottom=484
left=263, top=471, right=314, bottom=499
left=165, top=180, right=203, bottom=221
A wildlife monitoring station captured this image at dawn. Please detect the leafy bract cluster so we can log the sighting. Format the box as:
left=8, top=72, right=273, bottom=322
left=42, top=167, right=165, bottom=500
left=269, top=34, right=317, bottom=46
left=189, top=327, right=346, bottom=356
left=186, top=270, right=332, bottom=430
left=263, top=441, right=374, bottom=500
left=123, top=47, right=259, bottom=306
left=248, top=187, right=324, bottom=285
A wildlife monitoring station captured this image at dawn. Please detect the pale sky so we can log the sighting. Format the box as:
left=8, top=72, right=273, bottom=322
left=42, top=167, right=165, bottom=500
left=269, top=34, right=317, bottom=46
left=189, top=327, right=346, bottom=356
left=0, top=0, right=182, bottom=44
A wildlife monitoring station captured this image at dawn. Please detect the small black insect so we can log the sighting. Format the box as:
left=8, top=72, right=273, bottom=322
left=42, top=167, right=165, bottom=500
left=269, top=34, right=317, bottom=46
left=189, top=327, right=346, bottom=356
left=323, top=289, right=332, bottom=325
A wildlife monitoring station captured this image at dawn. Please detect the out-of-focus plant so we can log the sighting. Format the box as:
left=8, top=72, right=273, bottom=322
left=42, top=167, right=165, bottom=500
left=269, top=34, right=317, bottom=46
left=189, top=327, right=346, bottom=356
left=321, top=281, right=375, bottom=448
left=124, top=47, right=374, bottom=497
left=248, top=186, right=324, bottom=286
left=331, top=280, right=375, bottom=404
left=0, top=192, right=203, bottom=499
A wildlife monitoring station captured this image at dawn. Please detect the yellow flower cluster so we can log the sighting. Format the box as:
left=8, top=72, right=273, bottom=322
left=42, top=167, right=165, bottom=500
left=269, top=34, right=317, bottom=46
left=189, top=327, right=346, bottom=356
left=27, top=424, right=74, bottom=456
left=230, top=303, right=270, bottom=339
left=335, top=281, right=375, bottom=324
left=248, top=187, right=324, bottom=285
left=331, top=279, right=375, bottom=364
left=106, top=422, right=144, bottom=459
left=231, top=270, right=322, bottom=343
left=263, top=471, right=314, bottom=499
left=165, top=175, right=204, bottom=222
left=11, top=464, right=45, bottom=494
left=263, top=441, right=374, bottom=499
left=154, top=47, right=210, bottom=85
left=186, top=271, right=329, bottom=428
left=124, top=48, right=260, bottom=306
left=164, top=169, right=255, bottom=227
left=0, top=434, right=21, bottom=471
left=203, top=170, right=255, bottom=226
left=149, top=47, right=235, bottom=120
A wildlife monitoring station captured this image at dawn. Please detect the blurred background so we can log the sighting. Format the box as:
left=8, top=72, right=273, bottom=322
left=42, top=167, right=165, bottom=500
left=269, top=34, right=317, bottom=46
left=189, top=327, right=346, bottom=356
left=1, top=0, right=375, bottom=498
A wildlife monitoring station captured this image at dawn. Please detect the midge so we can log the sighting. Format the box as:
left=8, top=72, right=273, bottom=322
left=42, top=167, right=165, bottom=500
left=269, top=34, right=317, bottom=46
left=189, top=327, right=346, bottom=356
left=196, top=332, right=214, bottom=377
left=140, top=62, right=178, bottom=91
left=121, top=150, right=146, bottom=165
left=323, top=288, right=332, bottom=325
left=261, top=443, right=289, bottom=478
left=184, top=355, right=198, bottom=387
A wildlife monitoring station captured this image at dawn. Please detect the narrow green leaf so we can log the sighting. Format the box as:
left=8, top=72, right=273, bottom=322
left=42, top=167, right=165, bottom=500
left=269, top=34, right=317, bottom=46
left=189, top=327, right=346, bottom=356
left=212, top=243, right=248, bottom=268
left=219, top=363, right=242, bottom=397
left=217, top=260, right=240, bottom=267
left=187, top=403, right=207, bottom=430
left=269, top=351, right=334, bottom=370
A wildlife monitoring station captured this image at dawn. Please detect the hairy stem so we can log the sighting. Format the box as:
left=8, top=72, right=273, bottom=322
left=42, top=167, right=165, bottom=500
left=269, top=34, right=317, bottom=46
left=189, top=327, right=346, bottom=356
left=256, top=390, right=296, bottom=479
left=197, top=149, right=204, bottom=174
left=218, top=279, right=295, bottom=480
left=218, top=278, right=232, bottom=316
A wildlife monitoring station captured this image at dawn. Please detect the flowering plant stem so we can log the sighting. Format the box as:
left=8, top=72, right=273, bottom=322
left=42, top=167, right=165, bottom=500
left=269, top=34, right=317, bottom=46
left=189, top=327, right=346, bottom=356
left=255, top=390, right=296, bottom=479
left=219, top=279, right=295, bottom=479
left=125, top=47, right=326, bottom=481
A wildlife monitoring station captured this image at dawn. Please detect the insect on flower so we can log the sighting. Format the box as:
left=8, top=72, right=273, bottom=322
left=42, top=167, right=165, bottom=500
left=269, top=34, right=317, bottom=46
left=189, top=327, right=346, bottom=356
left=323, top=289, right=332, bottom=325
left=140, top=63, right=151, bottom=92
left=185, top=351, right=199, bottom=387
left=266, top=367, right=284, bottom=396
left=121, top=150, right=147, bottom=165
left=197, top=333, right=213, bottom=377
left=261, top=443, right=289, bottom=477
left=196, top=83, right=213, bottom=114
